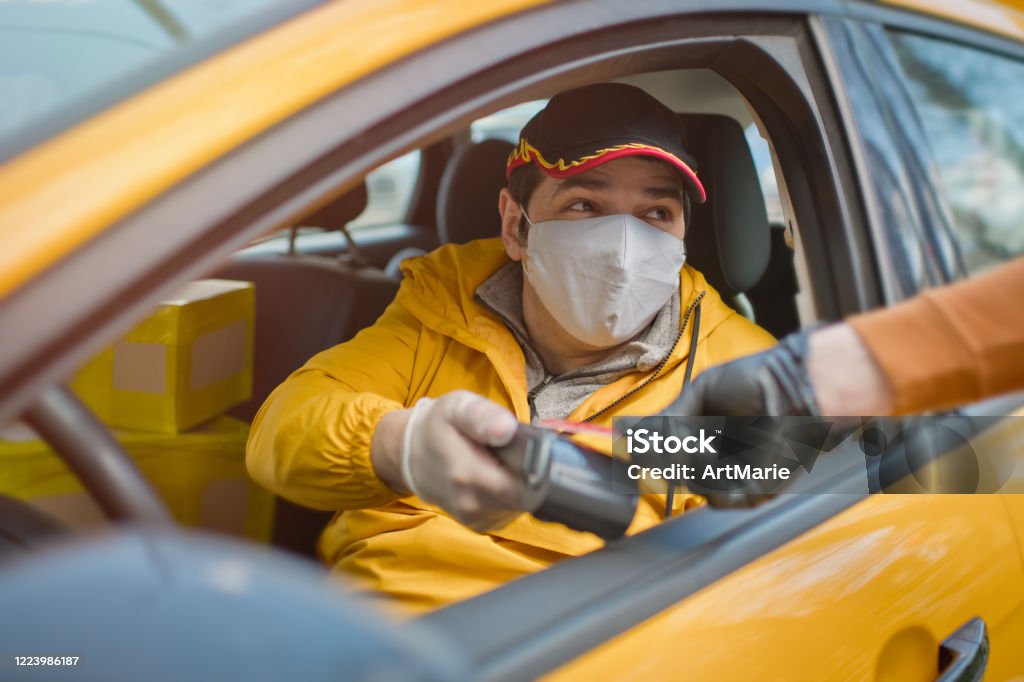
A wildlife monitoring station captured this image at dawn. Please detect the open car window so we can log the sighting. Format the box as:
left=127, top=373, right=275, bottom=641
left=348, top=149, right=423, bottom=234
left=470, top=99, right=545, bottom=143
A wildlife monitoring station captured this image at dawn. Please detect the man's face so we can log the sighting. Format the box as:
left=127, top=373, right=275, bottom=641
left=499, top=156, right=687, bottom=263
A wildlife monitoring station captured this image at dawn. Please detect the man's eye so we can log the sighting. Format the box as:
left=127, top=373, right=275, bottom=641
left=568, top=200, right=595, bottom=212
left=645, top=207, right=672, bottom=221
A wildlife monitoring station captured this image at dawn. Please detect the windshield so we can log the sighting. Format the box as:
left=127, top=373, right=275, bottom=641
left=0, top=0, right=320, bottom=162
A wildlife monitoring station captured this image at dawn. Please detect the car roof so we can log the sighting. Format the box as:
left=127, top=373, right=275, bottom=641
left=0, top=0, right=1020, bottom=301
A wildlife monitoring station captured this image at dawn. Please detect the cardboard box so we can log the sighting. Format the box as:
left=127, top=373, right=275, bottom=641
left=71, top=280, right=254, bottom=433
left=0, top=416, right=274, bottom=542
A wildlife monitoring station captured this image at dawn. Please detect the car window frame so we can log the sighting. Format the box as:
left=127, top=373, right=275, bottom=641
left=807, top=6, right=1024, bottom=419
left=882, top=27, right=1024, bottom=279
left=810, top=7, right=1024, bottom=303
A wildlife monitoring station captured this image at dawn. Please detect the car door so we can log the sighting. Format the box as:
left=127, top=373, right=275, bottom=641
left=496, top=497, right=1024, bottom=681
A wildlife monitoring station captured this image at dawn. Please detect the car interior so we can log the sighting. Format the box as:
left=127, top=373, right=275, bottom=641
left=0, top=67, right=811, bottom=564
left=0, top=40, right=833, bottom=568
left=204, top=68, right=808, bottom=559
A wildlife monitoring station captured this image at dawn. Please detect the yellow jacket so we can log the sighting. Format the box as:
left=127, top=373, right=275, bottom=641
left=247, top=238, right=776, bottom=613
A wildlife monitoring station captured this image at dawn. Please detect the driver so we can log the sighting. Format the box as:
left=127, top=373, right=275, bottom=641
left=247, top=83, right=776, bottom=612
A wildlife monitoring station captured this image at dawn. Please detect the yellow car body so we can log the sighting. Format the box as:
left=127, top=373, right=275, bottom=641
left=1, top=1, right=1024, bottom=680
left=551, top=495, right=1024, bottom=681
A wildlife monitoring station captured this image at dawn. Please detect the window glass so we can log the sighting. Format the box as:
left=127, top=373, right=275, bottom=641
left=888, top=31, right=1024, bottom=274
left=347, top=149, right=422, bottom=231
left=470, top=100, right=545, bottom=143
left=745, top=123, right=784, bottom=225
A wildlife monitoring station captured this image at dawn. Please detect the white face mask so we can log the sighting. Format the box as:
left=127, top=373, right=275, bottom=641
left=522, top=212, right=686, bottom=348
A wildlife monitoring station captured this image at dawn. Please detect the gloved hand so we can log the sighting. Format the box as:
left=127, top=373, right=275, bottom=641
left=668, top=327, right=822, bottom=417
left=399, top=391, right=528, bottom=532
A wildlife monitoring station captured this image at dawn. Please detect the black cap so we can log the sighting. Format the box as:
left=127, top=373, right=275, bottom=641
left=506, top=82, right=706, bottom=203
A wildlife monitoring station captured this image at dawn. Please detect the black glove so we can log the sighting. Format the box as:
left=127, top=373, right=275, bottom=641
left=668, top=327, right=823, bottom=417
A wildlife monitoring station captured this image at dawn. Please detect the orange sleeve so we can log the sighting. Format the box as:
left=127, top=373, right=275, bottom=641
left=848, top=257, right=1024, bottom=415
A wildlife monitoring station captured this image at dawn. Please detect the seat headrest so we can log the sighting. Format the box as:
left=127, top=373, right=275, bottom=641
left=301, top=181, right=368, bottom=231
left=679, top=114, right=770, bottom=298
left=437, top=138, right=515, bottom=244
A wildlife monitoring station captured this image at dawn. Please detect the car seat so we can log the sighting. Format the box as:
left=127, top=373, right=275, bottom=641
left=677, top=113, right=771, bottom=320
left=746, top=222, right=801, bottom=338
left=213, top=182, right=399, bottom=559
left=215, top=182, right=399, bottom=423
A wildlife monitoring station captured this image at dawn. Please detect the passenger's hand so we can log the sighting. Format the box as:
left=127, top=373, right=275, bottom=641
left=668, top=328, right=822, bottom=417
left=668, top=324, right=893, bottom=419
left=373, top=391, right=527, bottom=532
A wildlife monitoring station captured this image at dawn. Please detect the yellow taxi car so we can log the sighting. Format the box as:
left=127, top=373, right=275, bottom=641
left=1, top=1, right=1024, bottom=680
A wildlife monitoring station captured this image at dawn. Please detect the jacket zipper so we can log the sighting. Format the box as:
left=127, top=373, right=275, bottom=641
left=527, top=352, right=644, bottom=417
left=582, top=290, right=706, bottom=424
left=527, top=374, right=553, bottom=420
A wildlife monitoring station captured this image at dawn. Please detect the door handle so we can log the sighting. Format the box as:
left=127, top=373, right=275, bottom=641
left=936, top=617, right=988, bottom=682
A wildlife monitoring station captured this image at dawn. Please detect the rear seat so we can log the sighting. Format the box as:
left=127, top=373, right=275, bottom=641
left=223, top=143, right=514, bottom=558
left=677, top=113, right=770, bottom=322
left=214, top=182, right=399, bottom=423
left=213, top=182, right=399, bottom=559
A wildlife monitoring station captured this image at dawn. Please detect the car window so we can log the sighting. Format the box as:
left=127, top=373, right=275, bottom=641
left=471, top=100, right=546, bottom=143
left=887, top=31, right=1024, bottom=275
left=347, top=149, right=422, bottom=232
left=745, top=123, right=784, bottom=225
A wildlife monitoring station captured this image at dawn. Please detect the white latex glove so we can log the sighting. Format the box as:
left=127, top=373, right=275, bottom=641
left=401, top=391, right=527, bottom=532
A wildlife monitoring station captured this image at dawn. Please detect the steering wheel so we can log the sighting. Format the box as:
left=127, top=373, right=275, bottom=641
left=0, top=386, right=173, bottom=555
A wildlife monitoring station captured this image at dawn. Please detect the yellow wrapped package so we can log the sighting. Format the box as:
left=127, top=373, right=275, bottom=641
left=0, top=416, right=274, bottom=542
left=71, top=279, right=254, bottom=434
